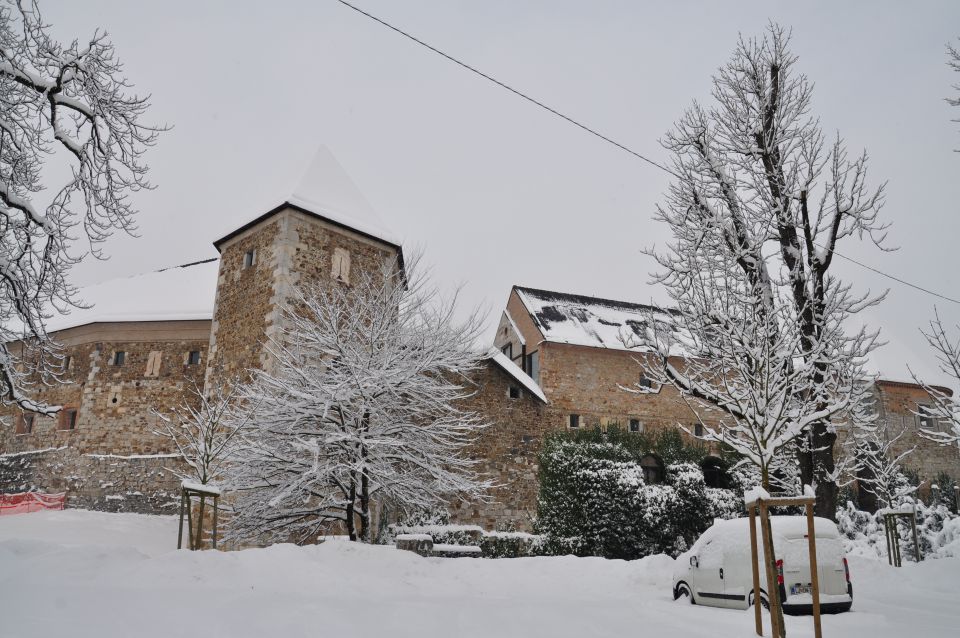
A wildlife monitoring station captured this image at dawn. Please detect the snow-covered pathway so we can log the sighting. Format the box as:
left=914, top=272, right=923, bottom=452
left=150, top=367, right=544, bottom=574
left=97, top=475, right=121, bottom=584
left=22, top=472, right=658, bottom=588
left=0, top=510, right=956, bottom=638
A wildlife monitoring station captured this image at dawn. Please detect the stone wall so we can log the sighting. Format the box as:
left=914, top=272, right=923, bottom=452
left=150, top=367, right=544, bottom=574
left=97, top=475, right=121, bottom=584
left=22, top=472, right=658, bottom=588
left=0, top=322, right=209, bottom=457
left=449, top=360, right=550, bottom=532
left=0, top=446, right=184, bottom=513
left=874, top=380, right=960, bottom=485
left=0, top=321, right=208, bottom=513
left=207, top=207, right=399, bottom=387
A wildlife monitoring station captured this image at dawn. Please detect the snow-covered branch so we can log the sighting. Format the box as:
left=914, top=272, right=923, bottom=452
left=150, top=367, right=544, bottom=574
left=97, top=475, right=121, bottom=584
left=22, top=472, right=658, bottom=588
left=638, top=25, right=885, bottom=513
left=909, top=308, right=960, bottom=446
left=223, top=256, right=492, bottom=544
left=0, top=0, right=164, bottom=419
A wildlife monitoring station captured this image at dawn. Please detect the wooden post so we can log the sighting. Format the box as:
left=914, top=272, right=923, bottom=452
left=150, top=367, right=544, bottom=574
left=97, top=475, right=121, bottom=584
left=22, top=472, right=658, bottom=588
left=196, top=494, right=206, bottom=551
left=805, top=502, right=822, bottom=638
left=212, top=495, right=219, bottom=550
left=909, top=509, right=921, bottom=563
left=177, top=492, right=185, bottom=550
left=185, top=493, right=194, bottom=550
left=749, top=505, right=763, bottom=637
left=758, top=501, right=781, bottom=638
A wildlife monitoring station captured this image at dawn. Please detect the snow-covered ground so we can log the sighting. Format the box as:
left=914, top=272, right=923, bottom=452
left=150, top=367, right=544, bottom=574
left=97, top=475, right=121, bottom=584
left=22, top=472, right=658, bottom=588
left=0, top=510, right=957, bottom=638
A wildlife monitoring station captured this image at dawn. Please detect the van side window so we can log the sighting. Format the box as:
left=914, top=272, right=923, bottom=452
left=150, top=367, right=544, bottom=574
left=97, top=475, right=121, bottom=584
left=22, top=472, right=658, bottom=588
left=698, top=539, right=723, bottom=568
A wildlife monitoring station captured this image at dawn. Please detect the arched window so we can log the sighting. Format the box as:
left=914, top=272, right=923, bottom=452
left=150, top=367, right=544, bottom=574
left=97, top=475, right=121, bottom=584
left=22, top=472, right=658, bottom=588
left=640, top=455, right=664, bottom=485
left=700, top=456, right=728, bottom=489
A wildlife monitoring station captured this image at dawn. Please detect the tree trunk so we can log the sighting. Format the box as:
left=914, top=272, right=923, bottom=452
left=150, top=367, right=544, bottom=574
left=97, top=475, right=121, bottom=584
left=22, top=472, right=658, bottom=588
left=359, top=470, right=370, bottom=542
left=798, top=424, right=839, bottom=520
left=345, top=479, right=357, bottom=541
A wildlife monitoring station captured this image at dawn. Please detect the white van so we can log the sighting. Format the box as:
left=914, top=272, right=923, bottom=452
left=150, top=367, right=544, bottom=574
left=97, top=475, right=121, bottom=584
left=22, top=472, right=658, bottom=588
left=672, top=516, right=853, bottom=614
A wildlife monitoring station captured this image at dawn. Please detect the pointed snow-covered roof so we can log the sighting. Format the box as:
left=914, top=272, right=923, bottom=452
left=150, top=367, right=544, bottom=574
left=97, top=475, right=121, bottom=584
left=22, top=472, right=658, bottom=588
left=214, top=146, right=402, bottom=251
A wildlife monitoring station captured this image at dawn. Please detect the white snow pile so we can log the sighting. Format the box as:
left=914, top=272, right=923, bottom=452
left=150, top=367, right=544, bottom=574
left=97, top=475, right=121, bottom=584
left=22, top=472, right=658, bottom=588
left=1, top=509, right=959, bottom=638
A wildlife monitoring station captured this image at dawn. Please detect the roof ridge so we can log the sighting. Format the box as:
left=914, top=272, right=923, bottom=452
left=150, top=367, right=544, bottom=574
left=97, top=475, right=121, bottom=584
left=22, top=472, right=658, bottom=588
left=513, top=285, right=673, bottom=314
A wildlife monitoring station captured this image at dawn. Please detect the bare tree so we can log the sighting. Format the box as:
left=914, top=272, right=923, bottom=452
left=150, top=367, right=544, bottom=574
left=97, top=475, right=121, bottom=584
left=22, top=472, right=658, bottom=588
left=151, top=381, right=249, bottom=487
left=638, top=24, right=886, bottom=518
left=223, top=257, right=491, bottom=544
left=0, top=0, right=163, bottom=417
left=948, top=39, right=960, bottom=149
left=909, top=309, right=960, bottom=446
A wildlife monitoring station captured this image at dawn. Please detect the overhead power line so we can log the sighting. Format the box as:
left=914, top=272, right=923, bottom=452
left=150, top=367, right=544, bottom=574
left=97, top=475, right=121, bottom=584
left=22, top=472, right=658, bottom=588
left=335, top=0, right=960, bottom=306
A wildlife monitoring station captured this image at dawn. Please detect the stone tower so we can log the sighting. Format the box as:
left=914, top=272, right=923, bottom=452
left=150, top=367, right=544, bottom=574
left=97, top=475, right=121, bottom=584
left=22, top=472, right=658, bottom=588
left=205, top=147, right=404, bottom=387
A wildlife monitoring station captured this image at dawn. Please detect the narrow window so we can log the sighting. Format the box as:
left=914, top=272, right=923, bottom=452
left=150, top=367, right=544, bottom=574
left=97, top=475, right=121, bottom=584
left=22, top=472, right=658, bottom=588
left=16, top=413, right=34, bottom=435
left=113, top=351, right=126, bottom=366
left=508, top=386, right=520, bottom=399
left=243, top=249, right=256, bottom=269
left=501, top=343, right=513, bottom=359
left=569, top=414, right=580, bottom=429
left=694, top=423, right=705, bottom=437
left=639, top=376, right=654, bottom=390
left=187, top=350, right=201, bottom=365
left=62, top=355, right=72, bottom=372
left=145, top=351, right=162, bottom=377
left=526, top=351, right=540, bottom=383
left=59, top=408, right=78, bottom=431
left=332, top=247, right=351, bottom=283
left=629, top=418, right=642, bottom=433
left=917, top=404, right=938, bottom=431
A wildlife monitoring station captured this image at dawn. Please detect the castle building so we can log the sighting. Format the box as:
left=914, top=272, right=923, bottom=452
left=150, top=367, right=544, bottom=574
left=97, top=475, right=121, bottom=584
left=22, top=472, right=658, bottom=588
left=1, top=149, right=956, bottom=526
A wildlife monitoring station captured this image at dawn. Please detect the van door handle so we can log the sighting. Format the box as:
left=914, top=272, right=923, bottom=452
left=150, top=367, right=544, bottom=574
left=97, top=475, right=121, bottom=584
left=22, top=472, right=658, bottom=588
left=719, top=568, right=724, bottom=580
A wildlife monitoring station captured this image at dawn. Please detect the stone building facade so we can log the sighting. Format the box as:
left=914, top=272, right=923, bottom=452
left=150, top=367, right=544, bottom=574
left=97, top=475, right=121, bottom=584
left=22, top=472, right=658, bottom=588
left=0, top=315, right=212, bottom=512
left=2, top=149, right=957, bottom=528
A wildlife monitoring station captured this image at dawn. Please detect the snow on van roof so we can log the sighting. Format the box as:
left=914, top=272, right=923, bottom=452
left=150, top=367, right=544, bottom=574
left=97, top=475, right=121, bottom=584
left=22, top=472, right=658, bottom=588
left=705, top=516, right=841, bottom=543
left=513, top=286, right=686, bottom=353
left=43, top=258, right=219, bottom=333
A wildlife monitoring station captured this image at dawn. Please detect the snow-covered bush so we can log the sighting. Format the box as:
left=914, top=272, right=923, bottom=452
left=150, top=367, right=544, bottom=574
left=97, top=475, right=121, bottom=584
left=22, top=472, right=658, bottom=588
left=836, top=499, right=960, bottom=560
left=480, top=532, right=546, bottom=559
left=535, top=439, right=737, bottom=559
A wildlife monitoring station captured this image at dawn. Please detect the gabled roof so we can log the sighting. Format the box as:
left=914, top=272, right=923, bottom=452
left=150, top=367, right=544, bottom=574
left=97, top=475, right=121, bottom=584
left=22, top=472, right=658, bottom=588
left=213, top=146, right=403, bottom=254
left=512, top=285, right=680, bottom=352
left=44, top=259, right=219, bottom=333
left=487, top=350, right=547, bottom=403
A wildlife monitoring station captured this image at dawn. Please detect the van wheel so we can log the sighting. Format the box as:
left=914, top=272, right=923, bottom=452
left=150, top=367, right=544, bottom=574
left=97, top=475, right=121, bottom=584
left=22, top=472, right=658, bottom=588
left=749, top=591, right=769, bottom=610
left=675, top=583, right=694, bottom=604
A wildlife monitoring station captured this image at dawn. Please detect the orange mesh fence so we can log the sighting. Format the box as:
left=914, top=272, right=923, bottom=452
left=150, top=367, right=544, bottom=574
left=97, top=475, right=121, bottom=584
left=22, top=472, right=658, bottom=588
left=0, top=491, right=66, bottom=515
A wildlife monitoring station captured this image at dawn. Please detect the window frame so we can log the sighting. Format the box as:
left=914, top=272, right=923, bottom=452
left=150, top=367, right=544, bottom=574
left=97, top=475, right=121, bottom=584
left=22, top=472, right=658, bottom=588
left=243, top=249, right=257, bottom=269
left=58, top=407, right=78, bottom=431
left=629, top=418, right=643, bottom=433
left=113, top=350, right=126, bottom=366
left=568, top=413, right=580, bottom=429
left=16, top=412, right=34, bottom=435
left=187, top=350, right=201, bottom=366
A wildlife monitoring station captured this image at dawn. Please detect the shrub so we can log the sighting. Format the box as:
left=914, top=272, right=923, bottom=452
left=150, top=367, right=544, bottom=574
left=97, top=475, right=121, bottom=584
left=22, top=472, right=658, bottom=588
left=535, top=440, right=736, bottom=559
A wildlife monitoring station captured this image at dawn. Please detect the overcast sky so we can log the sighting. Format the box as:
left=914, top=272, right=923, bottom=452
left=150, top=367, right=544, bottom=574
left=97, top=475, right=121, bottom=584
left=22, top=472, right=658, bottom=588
left=42, top=0, right=960, bottom=385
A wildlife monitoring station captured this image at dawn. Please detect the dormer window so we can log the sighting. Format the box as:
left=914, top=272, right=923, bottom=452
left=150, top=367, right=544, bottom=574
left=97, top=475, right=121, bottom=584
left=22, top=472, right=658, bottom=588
left=243, top=249, right=256, bottom=269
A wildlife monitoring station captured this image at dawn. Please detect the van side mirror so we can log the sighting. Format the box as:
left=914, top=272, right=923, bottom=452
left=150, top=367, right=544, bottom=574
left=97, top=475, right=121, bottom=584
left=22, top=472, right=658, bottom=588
left=689, top=556, right=698, bottom=568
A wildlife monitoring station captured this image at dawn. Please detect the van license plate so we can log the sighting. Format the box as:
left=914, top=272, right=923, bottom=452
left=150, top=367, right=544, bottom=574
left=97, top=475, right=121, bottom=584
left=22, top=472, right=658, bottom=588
left=790, top=584, right=810, bottom=596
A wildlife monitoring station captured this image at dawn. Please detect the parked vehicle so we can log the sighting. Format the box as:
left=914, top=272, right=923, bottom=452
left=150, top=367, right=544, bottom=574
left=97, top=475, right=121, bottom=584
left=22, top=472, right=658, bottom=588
left=672, top=516, right=853, bottom=615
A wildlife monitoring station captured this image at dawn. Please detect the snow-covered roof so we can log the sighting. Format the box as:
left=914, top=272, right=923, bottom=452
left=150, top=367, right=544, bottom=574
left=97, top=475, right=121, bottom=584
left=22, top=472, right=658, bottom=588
left=501, top=309, right=525, bottom=346
left=513, top=286, right=679, bottom=352
left=214, top=146, right=402, bottom=251
left=43, top=259, right=219, bottom=333
left=487, top=350, right=547, bottom=403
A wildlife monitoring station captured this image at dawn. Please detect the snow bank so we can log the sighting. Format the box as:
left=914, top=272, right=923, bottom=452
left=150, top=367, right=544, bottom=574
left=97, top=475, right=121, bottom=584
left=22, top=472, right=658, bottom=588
left=0, top=509, right=957, bottom=638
